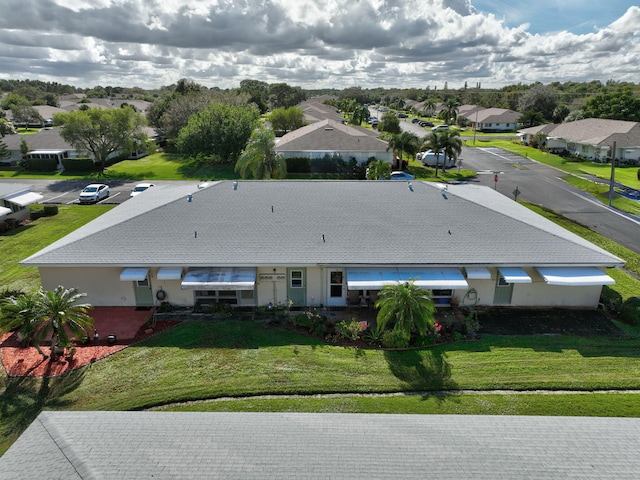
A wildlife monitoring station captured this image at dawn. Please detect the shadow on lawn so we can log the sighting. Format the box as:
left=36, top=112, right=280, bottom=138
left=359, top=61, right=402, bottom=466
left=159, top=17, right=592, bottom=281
left=0, top=364, right=87, bottom=456
left=384, top=349, right=456, bottom=392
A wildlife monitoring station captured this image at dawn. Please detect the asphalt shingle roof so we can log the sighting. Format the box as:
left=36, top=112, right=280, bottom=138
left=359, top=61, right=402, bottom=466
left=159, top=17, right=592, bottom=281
left=2, top=411, right=640, bottom=479
left=519, top=118, right=640, bottom=147
left=22, top=180, right=622, bottom=268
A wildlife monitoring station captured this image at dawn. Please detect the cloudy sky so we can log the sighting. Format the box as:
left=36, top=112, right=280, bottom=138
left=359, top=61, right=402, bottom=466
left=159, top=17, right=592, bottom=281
left=0, top=0, right=638, bottom=90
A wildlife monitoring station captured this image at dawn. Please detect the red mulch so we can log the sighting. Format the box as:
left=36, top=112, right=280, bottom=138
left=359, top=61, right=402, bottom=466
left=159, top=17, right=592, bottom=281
left=0, top=307, right=180, bottom=378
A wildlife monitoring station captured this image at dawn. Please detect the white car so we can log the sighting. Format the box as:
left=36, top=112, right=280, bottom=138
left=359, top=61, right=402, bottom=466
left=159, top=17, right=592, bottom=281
left=389, top=171, right=415, bottom=181
left=129, top=183, right=155, bottom=198
left=431, top=124, right=450, bottom=131
left=79, top=184, right=109, bottom=204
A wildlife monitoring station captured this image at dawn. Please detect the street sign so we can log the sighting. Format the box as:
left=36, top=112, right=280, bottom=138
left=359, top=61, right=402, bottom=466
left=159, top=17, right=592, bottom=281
left=494, top=174, right=498, bottom=183
left=513, top=186, right=521, bottom=201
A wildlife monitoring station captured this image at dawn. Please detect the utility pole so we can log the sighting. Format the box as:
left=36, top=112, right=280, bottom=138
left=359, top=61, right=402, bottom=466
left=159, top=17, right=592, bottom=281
left=608, top=141, right=617, bottom=206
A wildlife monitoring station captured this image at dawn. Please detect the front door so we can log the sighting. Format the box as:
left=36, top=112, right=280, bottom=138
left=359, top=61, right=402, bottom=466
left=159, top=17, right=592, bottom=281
left=134, top=278, right=154, bottom=306
left=493, top=275, right=514, bottom=305
left=327, top=269, right=346, bottom=307
left=287, top=268, right=306, bottom=307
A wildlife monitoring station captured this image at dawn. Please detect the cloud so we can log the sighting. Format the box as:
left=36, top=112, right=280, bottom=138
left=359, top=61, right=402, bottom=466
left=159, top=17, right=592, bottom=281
left=0, top=0, right=637, bottom=90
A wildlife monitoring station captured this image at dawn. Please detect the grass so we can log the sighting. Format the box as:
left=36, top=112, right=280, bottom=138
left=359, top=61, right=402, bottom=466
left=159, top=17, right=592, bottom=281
left=0, top=205, right=113, bottom=293
left=563, top=176, right=640, bottom=215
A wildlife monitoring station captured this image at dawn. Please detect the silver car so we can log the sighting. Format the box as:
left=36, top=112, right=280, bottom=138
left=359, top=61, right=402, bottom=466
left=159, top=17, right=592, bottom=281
left=79, top=184, right=109, bottom=204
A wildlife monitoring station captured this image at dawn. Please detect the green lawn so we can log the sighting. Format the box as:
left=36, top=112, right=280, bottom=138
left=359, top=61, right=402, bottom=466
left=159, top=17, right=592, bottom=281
left=0, top=205, right=113, bottom=293
left=577, top=163, right=640, bottom=188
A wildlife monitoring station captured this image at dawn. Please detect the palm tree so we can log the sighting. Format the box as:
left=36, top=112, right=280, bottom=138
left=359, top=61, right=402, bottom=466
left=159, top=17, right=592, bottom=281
left=351, top=104, right=370, bottom=126
left=421, top=98, right=437, bottom=118
left=235, top=127, right=287, bottom=179
left=440, top=98, right=460, bottom=124
left=374, top=281, right=436, bottom=341
left=440, top=130, right=463, bottom=171
left=366, top=159, right=391, bottom=180
left=420, top=130, right=446, bottom=177
left=1, top=292, right=44, bottom=354
left=33, top=286, right=93, bottom=358
left=386, top=131, right=419, bottom=170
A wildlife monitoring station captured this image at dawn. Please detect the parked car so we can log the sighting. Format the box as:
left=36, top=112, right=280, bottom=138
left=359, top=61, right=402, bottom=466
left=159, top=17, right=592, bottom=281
left=79, top=184, right=109, bottom=204
left=397, top=113, right=408, bottom=118
left=432, top=124, right=450, bottom=131
left=367, top=117, right=378, bottom=124
left=389, top=171, right=415, bottom=181
left=411, top=118, right=420, bottom=124
left=419, top=121, right=434, bottom=127
left=129, top=182, right=156, bottom=198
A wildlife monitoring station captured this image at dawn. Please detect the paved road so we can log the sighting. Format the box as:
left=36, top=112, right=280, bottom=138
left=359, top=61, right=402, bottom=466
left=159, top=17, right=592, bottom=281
left=458, top=146, right=640, bottom=254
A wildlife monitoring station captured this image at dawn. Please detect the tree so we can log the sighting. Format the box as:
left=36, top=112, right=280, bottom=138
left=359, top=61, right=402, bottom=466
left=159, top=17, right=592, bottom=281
left=54, top=107, right=147, bottom=170
left=177, top=103, right=259, bottom=162
left=0, top=138, right=10, bottom=160
left=421, top=98, right=437, bottom=118
left=269, top=106, right=306, bottom=136
left=386, top=131, right=420, bottom=168
left=268, top=83, right=306, bottom=109
left=518, top=84, right=557, bottom=121
left=518, top=110, right=545, bottom=128
left=374, top=281, right=436, bottom=342
left=235, top=127, right=286, bottom=179
left=1, top=286, right=93, bottom=359
left=11, top=105, right=43, bottom=127
left=239, top=79, right=270, bottom=113
left=0, top=118, right=16, bottom=137
left=552, top=104, right=570, bottom=124
left=420, top=130, right=446, bottom=177
left=365, top=159, right=391, bottom=180
left=439, top=98, right=460, bottom=124
left=350, top=104, right=370, bottom=126
left=19, top=139, right=29, bottom=158
left=581, top=86, right=640, bottom=122
left=378, top=111, right=401, bottom=134
left=440, top=130, right=463, bottom=170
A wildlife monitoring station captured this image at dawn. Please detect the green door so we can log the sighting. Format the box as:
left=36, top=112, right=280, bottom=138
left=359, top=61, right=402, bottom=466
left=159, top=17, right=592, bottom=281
left=134, top=278, right=154, bottom=306
left=287, top=268, right=306, bottom=307
left=493, top=275, right=514, bottom=305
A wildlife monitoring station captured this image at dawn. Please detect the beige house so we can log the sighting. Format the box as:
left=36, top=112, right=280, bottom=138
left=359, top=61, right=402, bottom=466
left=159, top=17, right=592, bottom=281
left=0, top=183, right=44, bottom=222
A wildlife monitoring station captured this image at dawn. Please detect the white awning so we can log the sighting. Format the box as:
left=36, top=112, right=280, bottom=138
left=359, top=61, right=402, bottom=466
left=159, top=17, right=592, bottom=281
left=181, top=267, right=256, bottom=290
left=536, top=267, right=615, bottom=286
left=398, top=268, right=468, bottom=289
left=346, top=268, right=467, bottom=290
left=157, top=267, right=183, bottom=280
left=6, top=191, right=43, bottom=207
left=465, top=267, right=492, bottom=280
left=0, top=206, right=12, bottom=217
left=120, top=267, right=150, bottom=281
left=498, top=267, right=532, bottom=284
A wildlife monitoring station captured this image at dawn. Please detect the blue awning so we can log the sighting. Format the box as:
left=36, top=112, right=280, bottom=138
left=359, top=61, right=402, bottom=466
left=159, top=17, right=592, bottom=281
left=120, top=267, right=149, bottom=281
left=346, top=268, right=467, bottom=290
left=157, top=268, right=183, bottom=280
left=465, top=267, right=492, bottom=280
left=498, top=267, right=532, bottom=284
left=536, top=267, right=615, bottom=286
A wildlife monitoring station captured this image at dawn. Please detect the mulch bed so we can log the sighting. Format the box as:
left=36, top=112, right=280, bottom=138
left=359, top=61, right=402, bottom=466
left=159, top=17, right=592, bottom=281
left=477, top=308, right=624, bottom=336
left=0, top=321, right=179, bottom=378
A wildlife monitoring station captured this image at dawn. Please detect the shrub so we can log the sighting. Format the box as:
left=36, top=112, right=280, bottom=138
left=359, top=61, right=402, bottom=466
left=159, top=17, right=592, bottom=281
left=22, top=157, right=58, bottom=172
left=29, top=209, right=44, bottom=220
left=62, top=158, right=94, bottom=172
left=291, top=309, right=325, bottom=333
left=4, top=218, right=19, bottom=229
left=285, top=157, right=311, bottom=174
left=465, top=310, right=481, bottom=337
left=381, top=329, right=410, bottom=349
left=334, top=319, right=365, bottom=341
left=43, top=204, right=58, bottom=216
left=0, top=222, right=8, bottom=234
left=620, top=297, right=640, bottom=325
left=600, top=286, right=623, bottom=312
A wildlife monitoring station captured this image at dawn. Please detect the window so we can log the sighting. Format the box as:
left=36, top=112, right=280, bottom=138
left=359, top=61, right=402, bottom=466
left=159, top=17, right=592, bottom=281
left=290, top=270, right=303, bottom=288
left=137, top=278, right=149, bottom=287
left=497, top=275, right=509, bottom=286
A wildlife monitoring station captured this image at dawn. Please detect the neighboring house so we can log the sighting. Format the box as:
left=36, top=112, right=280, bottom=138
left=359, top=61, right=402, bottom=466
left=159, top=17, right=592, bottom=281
left=22, top=180, right=623, bottom=310
left=461, top=107, right=521, bottom=132
left=519, top=118, right=640, bottom=164
left=0, top=183, right=44, bottom=222
left=298, top=99, right=345, bottom=124
left=275, top=119, right=393, bottom=164
left=1, top=128, right=75, bottom=165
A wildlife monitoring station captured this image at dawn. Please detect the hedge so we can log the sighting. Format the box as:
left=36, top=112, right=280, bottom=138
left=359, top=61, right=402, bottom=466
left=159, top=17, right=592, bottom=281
left=62, top=158, right=95, bottom=172
left=21, top=158, right=58, bottom=172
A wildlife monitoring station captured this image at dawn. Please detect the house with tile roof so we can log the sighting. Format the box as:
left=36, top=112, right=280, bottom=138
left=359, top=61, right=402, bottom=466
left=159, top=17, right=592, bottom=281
left=519, top=118, right=640, bottom=164
left=460, top=107, right=521, bottom=132
left=22, top=180, right=623, bottom=310
left=275, top=119, right=393, bottom=165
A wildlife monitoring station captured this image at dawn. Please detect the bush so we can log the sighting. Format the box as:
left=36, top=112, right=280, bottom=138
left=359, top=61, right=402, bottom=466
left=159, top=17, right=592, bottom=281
left=43, top=204, right=58, bottom=216
left=285, top=157, right=311, bottom=174
left=62, top=157, right=95, bottom=172
left=22, top=157, right=58, bottom=172
left=620, top=297, right=640, bottom=325
left=600, top=286, right=623, bottom=312
left=29, top=209, right=44, bottom=220
left=0, top=222, right=8, bottom=234
left=334, top=319, right=365, bottom=341
left=381, top=329, right=410, bottom=349
left=4, top=218, right=19, bottom=229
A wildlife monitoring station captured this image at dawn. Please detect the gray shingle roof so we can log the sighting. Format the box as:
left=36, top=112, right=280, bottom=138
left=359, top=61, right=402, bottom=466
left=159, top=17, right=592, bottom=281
left=275, top=119, right=389, bottom=153
left=22, top=180, right=622, bottom=268
left=2, top=127, right=73, bottom=151
left=2, top=411, right=640, bottom=479
left=519, top=118, right=640, bottom=147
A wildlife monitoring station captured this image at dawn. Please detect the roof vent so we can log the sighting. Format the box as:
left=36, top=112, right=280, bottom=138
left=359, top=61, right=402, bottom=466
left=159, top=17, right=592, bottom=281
left=324, top=127, right=334, bottom=131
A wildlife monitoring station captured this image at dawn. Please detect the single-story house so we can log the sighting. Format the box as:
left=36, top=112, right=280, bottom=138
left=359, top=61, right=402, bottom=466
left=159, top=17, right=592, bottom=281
left=461, top=107, right=521, bottom=132
left=275, top=119, right=393, bottom=164
left=22, top=180, right=623, bottom=310
left=298, top=98, right=344, bottom=124
left=1, top=127, right=75, bottom=165
left=0, top=183, right=44, bottom=222
left=519, top=118, right=640, bottom=164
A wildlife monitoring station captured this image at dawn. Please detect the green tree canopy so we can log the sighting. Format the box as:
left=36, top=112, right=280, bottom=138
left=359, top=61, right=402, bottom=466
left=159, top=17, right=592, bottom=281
left=0, top=138, right=10, bottom=160
left=177, top=103, right=259, bottom=162
left=518, top=84, right=557, bottom=121
left=235, top=127, right=286, bottom=179
left=518, top=109, right=546, bottom=128
left=239, top=79, right=270, bottom=113
left=11, top=105, right=43, bottom=127
left=386, top=131, right=420, bottom=165
left=439, top=97, right=460, bottom=124
left=269, top=106, right=306, bottom=136
left=378, top=111, right=401, bottom=134
left=268, top=83, right=306, bottom=109
left=365, top=159, right=391, bottom=180
left=374, top=281, right=436, bottom=341
left=54, top=106, right=147, bottom=170
left=581, top=86, right=640, bottom=122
